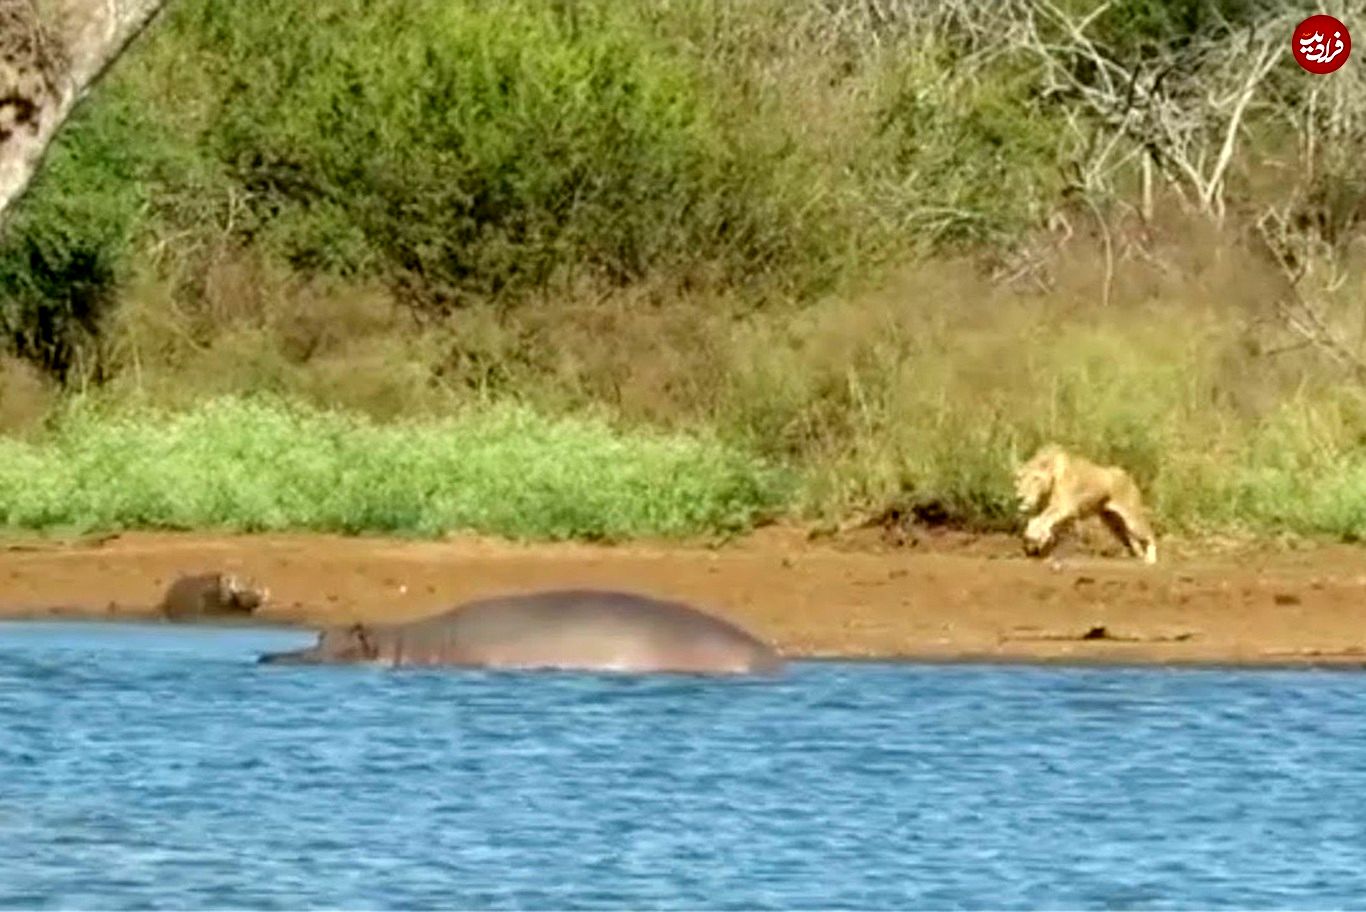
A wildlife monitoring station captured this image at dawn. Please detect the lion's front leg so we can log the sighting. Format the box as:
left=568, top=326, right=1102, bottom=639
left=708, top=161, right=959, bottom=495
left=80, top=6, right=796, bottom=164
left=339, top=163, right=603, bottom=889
left=1023, top=506, right=1071, bottom=557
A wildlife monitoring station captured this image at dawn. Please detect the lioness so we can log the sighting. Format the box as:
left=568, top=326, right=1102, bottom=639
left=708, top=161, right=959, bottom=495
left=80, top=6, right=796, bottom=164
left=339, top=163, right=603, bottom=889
left=1013, top=444, right=1158, bottom=564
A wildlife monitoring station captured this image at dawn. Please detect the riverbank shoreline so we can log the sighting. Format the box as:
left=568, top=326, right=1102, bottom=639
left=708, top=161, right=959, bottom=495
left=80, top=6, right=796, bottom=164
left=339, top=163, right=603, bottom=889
left=1, top=526, right=1363, bottom=670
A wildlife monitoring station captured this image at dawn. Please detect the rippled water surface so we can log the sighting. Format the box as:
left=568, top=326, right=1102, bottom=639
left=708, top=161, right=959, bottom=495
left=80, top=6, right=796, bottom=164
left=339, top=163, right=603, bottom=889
left=2, top=620, right=1366, bottom=910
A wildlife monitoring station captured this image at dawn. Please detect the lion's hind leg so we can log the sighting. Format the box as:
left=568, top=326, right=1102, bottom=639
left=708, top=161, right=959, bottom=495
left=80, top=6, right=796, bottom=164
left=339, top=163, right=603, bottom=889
left=1098, top=508, right=1141, bottom=559
left=1100, top=500, right=1158, bottom=564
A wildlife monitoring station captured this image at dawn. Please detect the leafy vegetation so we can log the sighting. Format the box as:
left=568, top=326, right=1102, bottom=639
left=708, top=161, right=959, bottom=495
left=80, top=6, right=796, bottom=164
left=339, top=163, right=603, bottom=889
left=1, top=0, right=1364, bottom=543
left=0, top=397, right=791, bottom=540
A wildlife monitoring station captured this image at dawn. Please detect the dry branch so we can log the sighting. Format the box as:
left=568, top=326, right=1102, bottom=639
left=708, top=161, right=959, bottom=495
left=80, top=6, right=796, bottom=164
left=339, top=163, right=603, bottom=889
left=1015, top=1, right=1299, bottom=225
left=1257, top=207, right=1366, bottom=381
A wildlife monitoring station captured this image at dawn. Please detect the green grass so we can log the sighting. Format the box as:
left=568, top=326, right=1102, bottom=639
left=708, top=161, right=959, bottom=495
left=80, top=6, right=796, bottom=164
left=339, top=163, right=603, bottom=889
left=2, top=382, right=1365, bottom=545
left=0, top=397, right=793, bottom=541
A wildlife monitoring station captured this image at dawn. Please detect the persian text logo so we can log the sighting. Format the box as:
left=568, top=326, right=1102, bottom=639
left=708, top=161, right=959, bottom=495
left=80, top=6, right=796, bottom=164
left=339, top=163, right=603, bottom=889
left=1293, top=14, right=1351, bottom=74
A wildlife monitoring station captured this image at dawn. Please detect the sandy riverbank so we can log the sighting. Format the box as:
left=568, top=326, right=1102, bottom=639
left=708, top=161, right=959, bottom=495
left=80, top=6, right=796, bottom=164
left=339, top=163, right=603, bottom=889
left=1, top=525, right=1364, bottom=668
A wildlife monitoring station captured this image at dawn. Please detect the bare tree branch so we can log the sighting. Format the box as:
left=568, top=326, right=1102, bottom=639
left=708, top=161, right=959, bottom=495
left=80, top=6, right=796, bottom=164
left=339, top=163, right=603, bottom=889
left=1202, top=36, right=1279, bottom=224
left=1257, top=208, right=1366, bottom=382
left=1015, top=1, right=1298, bottom=224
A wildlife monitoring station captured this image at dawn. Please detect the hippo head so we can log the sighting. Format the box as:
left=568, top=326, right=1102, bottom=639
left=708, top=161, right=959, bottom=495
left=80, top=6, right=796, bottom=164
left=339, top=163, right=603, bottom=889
left=158, top=571, right=269, bottom=620
left=258, top=623, right=381, bottom=665
left=220, top=573, right=269, bottom=612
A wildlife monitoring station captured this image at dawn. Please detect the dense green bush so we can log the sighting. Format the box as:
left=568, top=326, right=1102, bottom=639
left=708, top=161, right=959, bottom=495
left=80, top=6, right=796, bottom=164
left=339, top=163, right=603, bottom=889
left=0, top=91, right=151, bottom=381
left=0, top=0, right=1077, bottom=365
left=143, top=0, right=839, bottom=308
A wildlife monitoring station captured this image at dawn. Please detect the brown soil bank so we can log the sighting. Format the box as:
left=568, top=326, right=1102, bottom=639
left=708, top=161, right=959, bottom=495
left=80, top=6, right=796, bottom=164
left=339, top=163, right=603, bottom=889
left=1, top=527, right=1364, bottom=669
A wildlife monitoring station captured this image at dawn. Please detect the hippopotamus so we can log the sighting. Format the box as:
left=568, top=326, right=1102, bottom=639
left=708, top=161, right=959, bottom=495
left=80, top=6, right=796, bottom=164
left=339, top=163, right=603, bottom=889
left=158, top=571, right=269, bottom=620
left=258, top=588, right=785, bottom=676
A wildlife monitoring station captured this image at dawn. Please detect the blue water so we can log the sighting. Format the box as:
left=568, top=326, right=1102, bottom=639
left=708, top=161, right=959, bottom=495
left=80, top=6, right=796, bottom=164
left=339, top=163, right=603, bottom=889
left=2, top=621, right=1365, bottom=910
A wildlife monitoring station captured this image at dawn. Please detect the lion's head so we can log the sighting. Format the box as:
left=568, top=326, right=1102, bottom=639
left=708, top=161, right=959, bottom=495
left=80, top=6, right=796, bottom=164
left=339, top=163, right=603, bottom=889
left=1013, top=444, right=1066, bottom=514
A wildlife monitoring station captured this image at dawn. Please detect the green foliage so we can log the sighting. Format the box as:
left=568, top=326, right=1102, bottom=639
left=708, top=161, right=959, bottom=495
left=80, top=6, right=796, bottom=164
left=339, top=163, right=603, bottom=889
left=0, top=92, right=150, bottom=381
left=138, top=0, right=832, bottom=308
left=870, top=51, right=1062, bottom=244
left=0, top=75, right=235, bottom=382
left=0, top=0, right=1077, bottom=344
left=1, top=0, right=1363, bottom=549
left=6, top=0, right=1260, bottom=362
left=0, top=396, right=792, bottom=540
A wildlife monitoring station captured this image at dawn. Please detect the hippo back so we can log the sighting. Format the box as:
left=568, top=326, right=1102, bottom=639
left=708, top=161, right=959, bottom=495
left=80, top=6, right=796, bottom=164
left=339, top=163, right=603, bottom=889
left=390, top=589, right=784, bottom=674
